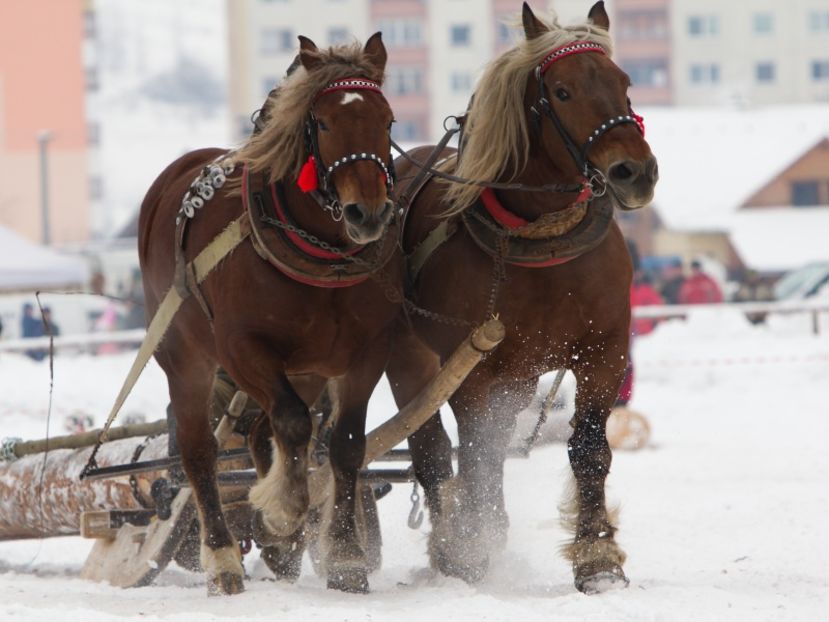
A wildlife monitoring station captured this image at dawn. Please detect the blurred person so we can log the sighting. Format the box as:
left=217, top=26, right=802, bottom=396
left=42, top=307, right=60, bottom=336
left=21, top=303, right=46, bottom=361
left=659, top=257, right=685, bottom=304
left=631, top=270, right=664, bottom=336
left=679, top=260, right=724, bottom=305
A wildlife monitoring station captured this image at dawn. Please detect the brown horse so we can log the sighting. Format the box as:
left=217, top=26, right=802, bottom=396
left=138, top=34, right=401, bottom=595
left=387, top=2, right=658, bottom=594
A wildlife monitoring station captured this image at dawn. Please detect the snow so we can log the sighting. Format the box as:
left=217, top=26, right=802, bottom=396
left=1, top=308, right=828, bottom=620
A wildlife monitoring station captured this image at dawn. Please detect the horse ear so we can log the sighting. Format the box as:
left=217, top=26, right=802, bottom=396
left=298, top=35, right=323, bottom=72
left=522, top=2, right=548, bottom=40
left=588, top=1, right=610, bottom=31
left=363, top=32, right=388, bottom=73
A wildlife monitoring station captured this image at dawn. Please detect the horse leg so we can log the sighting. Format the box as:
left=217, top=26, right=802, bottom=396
left=320, top=338, right=389, bottom=593
left=161, top=351, right=244, bottom=595
left=565, top=341, right=630, bottom=594
left=430, top=373, right=536, bottom=583
left=248, top=373, right=312, bottom=542
left=245, top=413, right=303, bottom=581
left=386, top=327, right=454, bottom=523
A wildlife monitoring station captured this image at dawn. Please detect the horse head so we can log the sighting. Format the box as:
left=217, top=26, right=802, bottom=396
left=299, top=33, right=396, bottom=244
left=522, top=1, right=658, bottom=210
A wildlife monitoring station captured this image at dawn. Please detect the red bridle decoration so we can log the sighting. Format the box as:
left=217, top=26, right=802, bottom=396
left=297, top=156, right=318, bottom=192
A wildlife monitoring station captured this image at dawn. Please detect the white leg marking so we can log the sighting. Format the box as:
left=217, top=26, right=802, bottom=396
left=248, top=445, right=309, bottom=536
left=200, top=542, right=243, bottom=577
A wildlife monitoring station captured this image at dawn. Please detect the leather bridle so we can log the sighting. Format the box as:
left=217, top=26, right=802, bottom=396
left=304, top=77, right=397, bottom=220
left=529, top=41, right=644, bottom=181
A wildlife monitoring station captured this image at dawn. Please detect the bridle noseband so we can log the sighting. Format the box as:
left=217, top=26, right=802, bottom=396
left=303, top=77, right=397, bottom=219
left=530, top=42, right=644, bottom=185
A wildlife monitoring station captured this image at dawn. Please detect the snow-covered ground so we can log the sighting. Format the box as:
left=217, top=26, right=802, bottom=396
left=0, top=308, right=828, bottom=621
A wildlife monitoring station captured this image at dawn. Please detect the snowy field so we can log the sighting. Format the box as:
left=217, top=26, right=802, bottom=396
left=0, top=308, right=828, bottom=621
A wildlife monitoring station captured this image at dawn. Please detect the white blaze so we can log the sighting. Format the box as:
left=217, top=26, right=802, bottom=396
left=341, top=91, right=364, bottom=105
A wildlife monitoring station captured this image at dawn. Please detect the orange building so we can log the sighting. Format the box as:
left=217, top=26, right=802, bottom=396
left=0, top=0, right=89, bottom=245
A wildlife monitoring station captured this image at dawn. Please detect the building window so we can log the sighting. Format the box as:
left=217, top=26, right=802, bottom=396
left=621, top=58, right=669, bottom=87
left=688, top=15, right=719, bottom=37
left=386, top=66, right=424, bottom=96
left=328, top=27, right=349, bottom=46
left=83, top=9, right=96, bottom=39
left=261, top=28, right=294, bottom=55
left=450, top=71, right=472, bottom=93
left=375, top=18, right=423, bottom=47
left=391, top=119, right=422, bottom=142
left=811, top=60, right=829, bottom=80
left=85, top=66, right=99, bottom=91
left=753, top=13, right=773, bottom=34
left=809, top=11, right=829, bottom=32
left=791, top=181, right=820, bottom=206
left=450, top=24, right=471, bottom=47
left=689, top=63, right=720, bottom=84
left=755, top=62, right=775, bottom=83
left=262, top=76, right=278, bottom=97
left=618, top=9, right=669, bottom=40
left=496, top=21, right=515, bottom=45
left=87, top=122, right=100, bottom=147
left=89, top=176, right=104, bottom=201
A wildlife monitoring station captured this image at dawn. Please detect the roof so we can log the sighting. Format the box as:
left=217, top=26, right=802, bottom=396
left=640, top=105, right=829, bottom=271
left=0, top=225, right=89, bottom=291
left=641, top=105, right=829, bottom=231
left=729, top=208, right=829, bottom=272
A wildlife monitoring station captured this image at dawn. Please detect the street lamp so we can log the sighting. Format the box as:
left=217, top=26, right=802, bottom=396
left=36, top=129, right=53, bottom=245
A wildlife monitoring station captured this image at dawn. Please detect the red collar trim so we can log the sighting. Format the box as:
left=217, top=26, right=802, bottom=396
left=479, top=184, right=592, bottom=230
left=477, top=186, right=593, bottom=268
left=269, top=183, right=363, bottom=260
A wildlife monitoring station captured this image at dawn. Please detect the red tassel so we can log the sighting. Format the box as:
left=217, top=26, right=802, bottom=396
left=631, top=110, right=645, bottom=137
left=297, top=155, right=318, bottom=192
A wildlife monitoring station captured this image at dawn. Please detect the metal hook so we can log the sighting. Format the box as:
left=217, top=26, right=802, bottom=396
left=587, top=169, right=608, bottom=198
left=407, top=481, right=424, bottom=529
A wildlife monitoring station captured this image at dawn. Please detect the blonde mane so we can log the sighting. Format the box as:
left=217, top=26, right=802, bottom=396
left=443, top=13, right=613, bottom=212
left=234, top=43, right=384, bottom=184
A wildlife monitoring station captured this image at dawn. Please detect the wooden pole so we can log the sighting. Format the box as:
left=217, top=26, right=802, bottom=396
left=308, top=319, right=505, bottom=506
left=6, top=420, right=168, bottom=460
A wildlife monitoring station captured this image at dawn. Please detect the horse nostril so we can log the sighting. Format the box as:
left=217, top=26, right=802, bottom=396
left=343, top=203, right=367, bottom=225
left=609, top=162, right=635, bottom=182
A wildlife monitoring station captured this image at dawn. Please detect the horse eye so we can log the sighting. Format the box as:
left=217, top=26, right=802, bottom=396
left=555, top=88, right=570, bottom=102
left=318, top=120, right=330, bottom=131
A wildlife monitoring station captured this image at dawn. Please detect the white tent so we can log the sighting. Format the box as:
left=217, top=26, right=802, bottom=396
left=0, top=225, right=89, bottom=292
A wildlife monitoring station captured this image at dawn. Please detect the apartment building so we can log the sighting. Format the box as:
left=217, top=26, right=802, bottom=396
left=0, top=0, right=90, bottom=244
left=227, top=0, right=559, bottom=143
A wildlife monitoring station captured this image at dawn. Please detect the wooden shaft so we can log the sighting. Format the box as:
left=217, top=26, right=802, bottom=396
left=9, top=420, right=168, bottom=459
left=308, top=319, right=505, bottom=506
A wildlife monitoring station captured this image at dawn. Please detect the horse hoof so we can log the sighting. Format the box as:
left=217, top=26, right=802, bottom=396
left=575, top=568, right=629, bottom=595
left=261, top=545, right=302, bottom=583
left=327, top=566, right=369, bottom=594
left=432, top=547, right=488, bottom=584
left=207, top=571, right=245, bottom=596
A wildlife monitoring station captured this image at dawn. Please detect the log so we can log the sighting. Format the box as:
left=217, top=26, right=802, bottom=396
left=308, top=318, right=505, bottom=506
left=0, top=435, right=169, bottom=540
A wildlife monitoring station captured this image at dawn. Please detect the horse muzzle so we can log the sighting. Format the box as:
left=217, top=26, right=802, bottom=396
left=343, top=199, right=395, bottom=244
left=606, top=154, right=658, bottom=211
